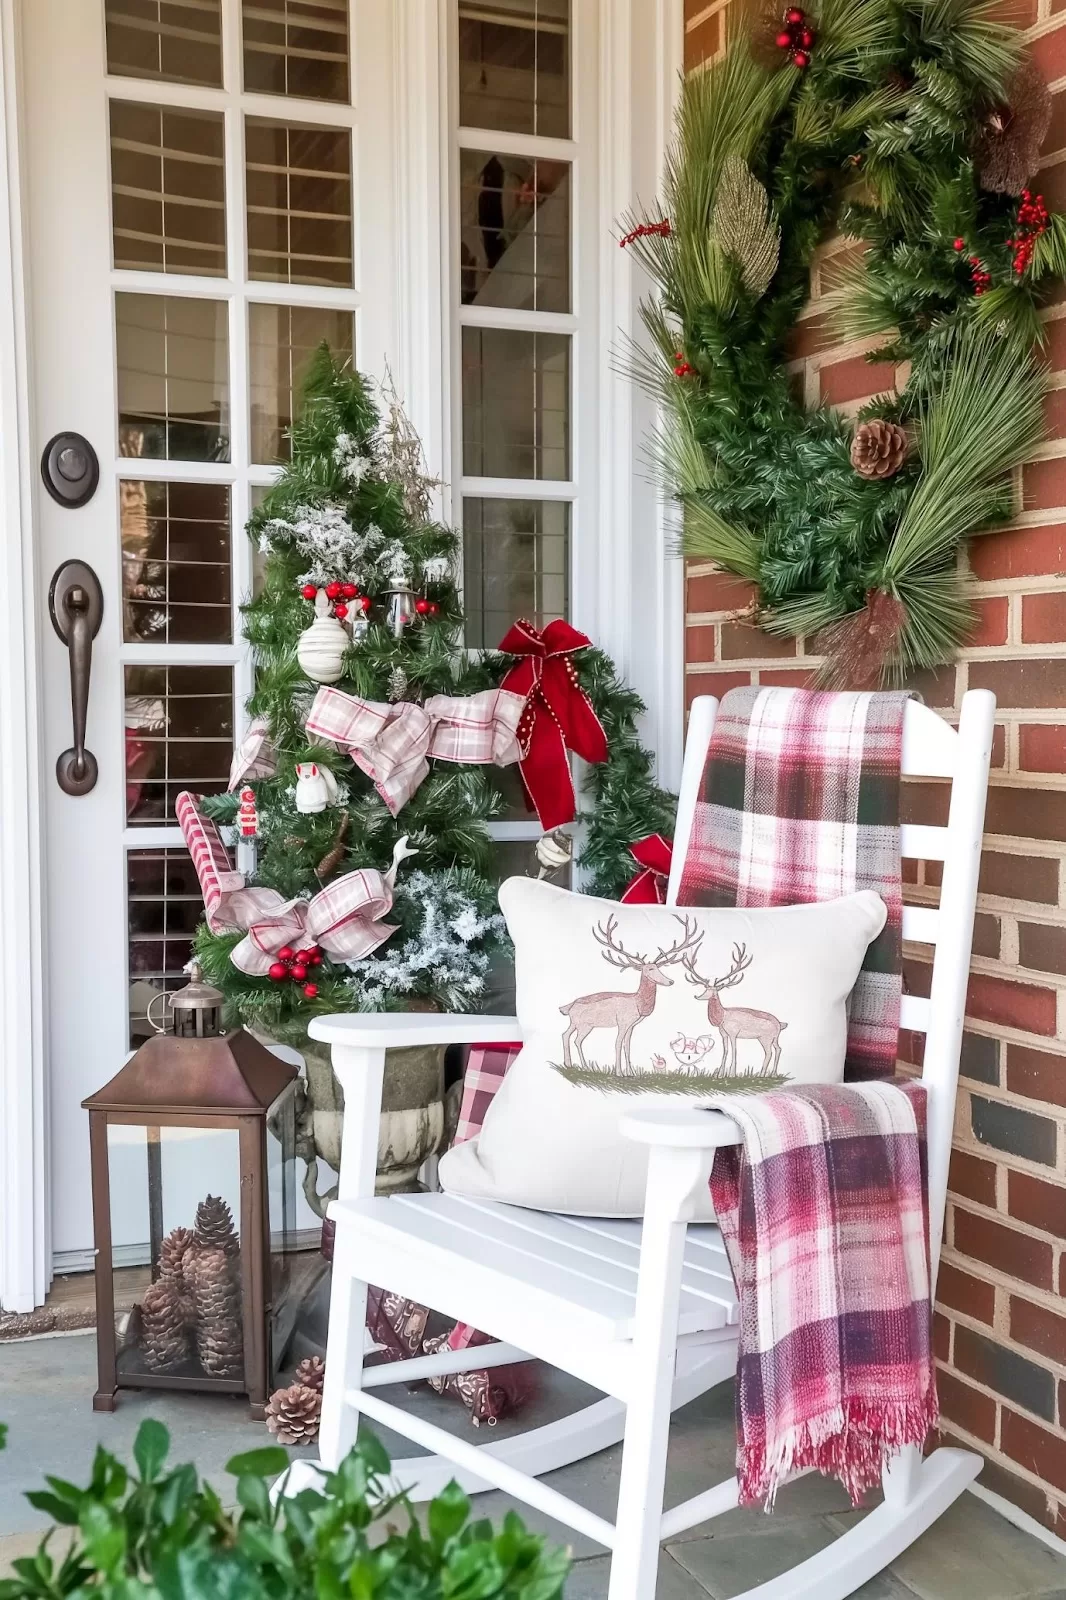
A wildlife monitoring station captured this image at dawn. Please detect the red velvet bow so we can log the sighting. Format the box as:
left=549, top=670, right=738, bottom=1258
left=498, top=619, right=608, bottom=830
left=621, top=833, right=674, bottom=904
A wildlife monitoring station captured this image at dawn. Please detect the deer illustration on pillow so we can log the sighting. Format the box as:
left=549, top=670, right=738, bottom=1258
left=559, top=915, right=703, bottom=1074
left=681, top=942, right=788, bottom=1075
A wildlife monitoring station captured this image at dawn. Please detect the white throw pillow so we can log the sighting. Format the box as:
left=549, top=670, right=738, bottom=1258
left=439, top=878, right=887, bottom=1218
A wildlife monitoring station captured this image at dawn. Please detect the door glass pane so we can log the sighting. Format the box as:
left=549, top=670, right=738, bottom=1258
left=249, top=302, right=354, bottom=461
left=463, top=497, right=568, bottom=647
left=127, top=847, right=203, bottom=1044
left=110, top=101, right=226, bottom=276
left=460, top=152, right=569, bottom=312
left=116, top=293, right=230, bottom=461
left=458, top=0, right=570, bottom=138
left=242, top=0, right=350, bottom=102
left=106, top=0, right=223, bottom=87
left=122, top=480, right=232, bottom=643
left=125, top=663, right=234, bottom=824
left=245, top=118, right=353, bottom=286
left=462, top=328, right=569, bottom=479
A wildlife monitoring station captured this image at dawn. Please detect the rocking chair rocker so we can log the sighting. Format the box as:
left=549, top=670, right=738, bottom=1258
left=283, top=689, right=996, bottom=1600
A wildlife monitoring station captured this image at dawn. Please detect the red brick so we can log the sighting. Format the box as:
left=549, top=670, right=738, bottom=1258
left=953, top=1208, right=1055, bottom=1289
left=1008, top=1171, right=1066, bottom=1240
left=902, top=780, right=951, bottom=828
left=983, top=784, right=1066, bottom=843
left=971, top=912, right=1000, bottom=960
left=937, top=1261, right=996, bottom=1324
left=1011, top=1296, right=1066, bottom=1362
left=720, top=622, right=796, bottom=660
left=949, top=1149, right=998, bottom=1208
left=1006, top=1044, right=1066, bottom=1109
left=971, top=595, right=1009, bottom=647
left=1019, top=921, right=1066, bottom=976
left=685, top=670, right=751, bottom=708
left=1044, top=388, right=1066, bottom=443
left=992, top=724, right=1006, bottom=768
left=934, top=1309, right=951, bottom=1362
left=1047, top=91, right=1066, bottom=163
left=758, top=669, right=816, bottom=687
left=970, top=658, right=1066, bottom=709
left=975, top=1452, right=1053, bottom=1529
left=685, top=624, right=717, bottom=663
left=1050, top=316, right=1066, bottom=373
left=1023, top=591, right=1066, bottom=643
left=1024, top=458, right=1066, bottom=513
left=969, top=523, right=1066, bottom=581
left=1031, top=22, right=1066, bottom=79
left=899, top=664, right=957, bottom=708
left=1019, top=724, right=1066, bottom=773
left=819, top=353, right=896, bottom=406
left=965, top=971, right=1058, bottom=1036
left=936, top=1367, right=998, bottom=1444
left=686, top=572, right=755, bottom=614
left=684, top=10, right=719, bottom=69
left=785, top=314, right=832, bottom=361
left=1002, top=1409, right=1066, bottom=1495
left=978, top=852, right=1059, bottom=904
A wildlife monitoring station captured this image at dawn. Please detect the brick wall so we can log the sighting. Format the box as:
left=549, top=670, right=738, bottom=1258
left=683, top=0, right=1066, bottom=1536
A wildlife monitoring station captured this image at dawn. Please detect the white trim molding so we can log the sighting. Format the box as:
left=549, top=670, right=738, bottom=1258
left=0, top=0, right=49, bottom=1313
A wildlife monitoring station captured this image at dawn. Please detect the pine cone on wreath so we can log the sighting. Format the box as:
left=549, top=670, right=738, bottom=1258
left=195, top=1194, right=240, bottom=1258
left=975, top=58, right=1051, bottom=196
left=187, top=1242, right=244, bottom=1379
left=264, top=1381, right=322, bottom=1445
left=140, top=1278, right=190, bottom=1372
left=850, top=420, right=908, bottom=480
left=294, top=1354, right=325, bottom=1393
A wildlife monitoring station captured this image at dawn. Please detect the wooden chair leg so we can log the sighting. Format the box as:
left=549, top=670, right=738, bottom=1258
left=318, top=1240, right=368, bottom=1471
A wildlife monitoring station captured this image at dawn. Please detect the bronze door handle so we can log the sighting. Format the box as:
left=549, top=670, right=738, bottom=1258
left=49, top=559, right=104, bottom=796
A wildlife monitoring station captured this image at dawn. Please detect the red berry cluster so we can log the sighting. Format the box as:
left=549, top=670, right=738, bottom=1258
left=953, top=237, right=991, bottom=294
left=415, top=597, right=440, bottom=616
left=1008, top=190, right=1049, bottom=277
left=619, top=218, right=672, bottom=249
left=775, top=6, right=814, bottom=68
left=300, top=580, right=372, bottom=622
left=673, top=350, right=695, bottom=377
left=268, top=944, right=322, bottom=998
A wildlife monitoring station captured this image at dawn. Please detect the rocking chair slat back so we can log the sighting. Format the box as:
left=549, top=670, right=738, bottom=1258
left=667, top=691, right=996, bottom=1284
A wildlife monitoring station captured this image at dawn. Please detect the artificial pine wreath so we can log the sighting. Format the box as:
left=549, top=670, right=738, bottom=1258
left=624, top=0, right=1066, bottom=684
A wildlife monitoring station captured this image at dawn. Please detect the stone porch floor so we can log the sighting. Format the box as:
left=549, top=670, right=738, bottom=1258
left=2, top=1332, right=1066, bottom=1598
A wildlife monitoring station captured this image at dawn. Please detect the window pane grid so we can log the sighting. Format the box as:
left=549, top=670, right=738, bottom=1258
left=110, top=101, right=227, bottom=277
left=127, top=847, right=204, bottom=1044
left=245, top=117, right=353, bottom=286
left=106, top=0, right=224, bottom=88
left=121, top=479, right=233, bottom=643
left=460, top=151, right=570, bottom=313
left=125, top=663, right=234, bottom=824
left=117, top=292, right=231, bottom=461
left=242, top=0, right=350, bottom=103
left=458, top=1, right=570, bottom=139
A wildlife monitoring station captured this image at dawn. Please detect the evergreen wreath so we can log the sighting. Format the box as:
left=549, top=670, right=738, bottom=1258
left=625, top=0, right=1066, bottom=685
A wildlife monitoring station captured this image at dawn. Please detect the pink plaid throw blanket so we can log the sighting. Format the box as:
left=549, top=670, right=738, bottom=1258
left=710, top=1080, right=939, bottom=1508
left=678, top=686, right=909, bottom=1082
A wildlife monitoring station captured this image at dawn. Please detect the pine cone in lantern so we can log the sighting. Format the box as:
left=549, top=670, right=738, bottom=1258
left=194, top=1194, right=239, bottom=1259
left=140, top=1278, right=190, bottom=1373
left=159, top=1225, right=196, bottom=1282
left=264, top=1381, right=322, bottom=1445
left=294, top=1354, right=325, bottom=1393
left=186, top=1243, right=244, bottom=1379
left=975, top=58, right=1051, bottom=196
left=850, top=420, right=908, bottom=480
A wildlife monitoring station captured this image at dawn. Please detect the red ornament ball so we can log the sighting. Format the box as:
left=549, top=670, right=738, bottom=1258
left=775, top=29, right=792, bottom=46
left=301, top=583, right=318, bottom=600
left=295, top=948, right=312, bottom=963
left=360, top=595, right=371, bottom=612
left=268, top=961, right=289, bottom=982
left=290, top=962, right=308, bottom=982
left=302, top=982, right=319, bottom=999
left=792, top=48, right=809, bottom=66
left=334, top=603, right=349, bottom=619
left=310, top=949, right=323, bottom=965
left=325, top=580, right=343, bottom=601
left=428, top=602, right=440, bottom=615
left=341, top=582, right=358, bottom=599
left=953, top=238, right=965, bottom=251
left=278, top=946, right=295, bottom=963
left=786, top=6, right=804, bottom=22
left=800, top=27, right=814, bottom=45
left=415, top=597, right=430, bottom=614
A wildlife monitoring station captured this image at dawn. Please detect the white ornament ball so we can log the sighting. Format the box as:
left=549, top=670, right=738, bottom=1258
left=297, top=590, right=349, bottom=684
left=535, top=829, right=573, bottom=877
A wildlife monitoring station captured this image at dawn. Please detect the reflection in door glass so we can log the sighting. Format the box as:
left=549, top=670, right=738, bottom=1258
left=116, top=293, right=231, bottom=461
left=461, top=327, right=569, bottom=479
left=242, top=0, right=350, bottom=103
left=462, top=497, right=568, bottom=648
left=110, top=101, right=226, bottom=277
left=124, top=663, right=234, bottom=824
left=121, top=480, right=232, bottom=644
left=105, top=0, right=224, bottom=88
left=459, top=152, right=569, bottom=312
left=127, top=848, right=203, bottom=1044
left=249, top=302, right=354, bottom=461
left=458, top=0, right=570, bottom=138
left=245, top=118, right=353, bottom=286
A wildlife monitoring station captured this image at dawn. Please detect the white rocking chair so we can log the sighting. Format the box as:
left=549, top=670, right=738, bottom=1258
left=285, top=689, right=996, bottom=1600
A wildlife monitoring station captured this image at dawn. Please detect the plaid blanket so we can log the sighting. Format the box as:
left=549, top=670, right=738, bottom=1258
left=454, top=1042, right=522, bottom=1144
left=677, top=686, right=909, bottom=1082
left=709, top=1080, right=938, bottom=1508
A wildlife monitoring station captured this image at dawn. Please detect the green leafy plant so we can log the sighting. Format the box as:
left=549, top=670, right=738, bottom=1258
left=0, top=1419, right=569, bottom=1599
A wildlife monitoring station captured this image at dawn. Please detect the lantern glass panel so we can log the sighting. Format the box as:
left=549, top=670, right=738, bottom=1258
left=108, top=1122, right=247, bottom=1386
left=265, top=1080, right=302, bottom=1363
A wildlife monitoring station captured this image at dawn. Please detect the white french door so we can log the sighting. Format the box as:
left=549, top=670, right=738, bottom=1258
left=20, top=0, right=390, bottom=1274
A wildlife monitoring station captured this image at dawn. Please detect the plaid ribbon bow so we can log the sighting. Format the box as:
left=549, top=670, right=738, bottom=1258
left=305, top=686, right=524, bottom=816
left=176, top=791, right=408, bottom=968
left=497, top=618, right=608, bottom=830
left=228, top=715, right=277, bottom=790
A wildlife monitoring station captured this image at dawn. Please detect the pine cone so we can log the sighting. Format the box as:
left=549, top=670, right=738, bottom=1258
left=975, top=58, right=1051, bottom=196
left=195, top=1194, right=239, bottom=1259
left=140, top=1278, right=189, bottom=1373
left=294, top=1355, right=325, bottom=1393
left=850, top=420, right=908, bottom=480
left=264, top=1382, right=322, bottom=1445
left=186, top=1243, right=244, bottom=1379
left=159, top=1225, right=196, bottom=1282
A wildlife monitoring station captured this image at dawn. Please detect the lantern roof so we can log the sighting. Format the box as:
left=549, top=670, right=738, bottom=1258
left=82, top=1028, right=298, bottom=1117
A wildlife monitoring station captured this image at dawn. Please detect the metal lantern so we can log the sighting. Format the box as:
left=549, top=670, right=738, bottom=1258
left=385, top=586, right=417, bottom=638
left=83, top=963, right=300, bottom=1418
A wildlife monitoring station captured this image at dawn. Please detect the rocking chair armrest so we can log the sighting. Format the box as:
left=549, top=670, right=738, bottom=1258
left=308, top=1013, right=522, bottom=1051
left=620, top=1106, right=743, bottom=1150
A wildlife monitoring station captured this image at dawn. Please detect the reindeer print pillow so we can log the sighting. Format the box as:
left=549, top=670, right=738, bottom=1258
left=438, top=878, right=887, bottom=1217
